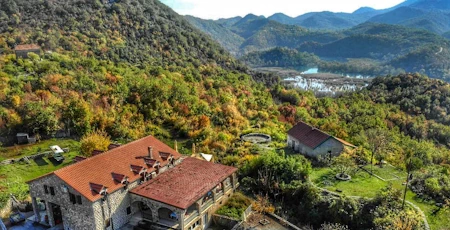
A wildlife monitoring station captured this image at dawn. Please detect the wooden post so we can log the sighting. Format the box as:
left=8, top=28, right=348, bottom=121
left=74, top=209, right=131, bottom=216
left=174, top=140, right=178, bottom=152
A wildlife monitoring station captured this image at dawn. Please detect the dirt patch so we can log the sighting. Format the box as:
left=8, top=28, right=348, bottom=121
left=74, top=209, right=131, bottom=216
left=241, top=213, right=290, bottom=230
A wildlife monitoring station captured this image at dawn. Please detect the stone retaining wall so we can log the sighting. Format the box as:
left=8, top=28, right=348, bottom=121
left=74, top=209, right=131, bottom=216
left=0, top=148, right=69, bottom=166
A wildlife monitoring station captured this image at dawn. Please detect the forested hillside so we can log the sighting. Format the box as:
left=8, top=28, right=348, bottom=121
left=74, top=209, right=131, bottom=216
left=0, top=0, right=279, bottom=156
left=186, top=13, right=450, bottom=79
left=184, top=15, right=244, bottom=55
left=1, top=0, right=450, bottom=228
left=0, top=0, right=244, bottom=70
left=369, top=74, right=450, bottom=125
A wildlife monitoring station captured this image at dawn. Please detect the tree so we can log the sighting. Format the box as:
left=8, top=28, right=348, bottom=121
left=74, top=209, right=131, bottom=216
left=80, top=130, right=111, bottom=157
left=63, top=99, right=92, bottom=135
left=252, top=194, right=275, bottom=214
left=402, top=144, right=423, bottom=209
left=21, top=101, right=59, bottom=135
left=365, top=129, right=393, bottom=175
left=332, top=152, right=357, bottom=178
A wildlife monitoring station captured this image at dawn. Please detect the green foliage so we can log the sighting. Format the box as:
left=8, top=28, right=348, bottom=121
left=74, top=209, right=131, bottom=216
left=240, top=47, right=320, bottom=68
left=216, top=192, right=251, bottom=220
left=410, top=166, right=450, bottom=203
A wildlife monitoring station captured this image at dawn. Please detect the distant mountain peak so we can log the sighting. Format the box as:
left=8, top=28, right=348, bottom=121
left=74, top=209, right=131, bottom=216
left=242, top=14, right=265, bottom=20
left=353, top=7, right=376, bottom=14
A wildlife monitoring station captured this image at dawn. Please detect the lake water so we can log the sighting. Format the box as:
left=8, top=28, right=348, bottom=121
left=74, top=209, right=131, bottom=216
left=284, top=68, right=370, bottom=93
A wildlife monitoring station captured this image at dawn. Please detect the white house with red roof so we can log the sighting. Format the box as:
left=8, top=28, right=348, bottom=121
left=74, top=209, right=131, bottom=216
left=27, top=136, right=238, bottom=230
left=287, top=122, right=355, bottom=158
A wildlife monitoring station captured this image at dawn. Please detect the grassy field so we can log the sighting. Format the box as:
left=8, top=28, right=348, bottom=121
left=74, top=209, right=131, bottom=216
left=310, top=166, right=450, bottom=230
left=0, top=138, right=80, bottom=161
left=0, top=139, right=81, bottom=214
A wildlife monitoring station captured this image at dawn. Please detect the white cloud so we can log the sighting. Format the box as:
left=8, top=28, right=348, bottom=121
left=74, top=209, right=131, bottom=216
left=161, top=0, right=405, bottom=19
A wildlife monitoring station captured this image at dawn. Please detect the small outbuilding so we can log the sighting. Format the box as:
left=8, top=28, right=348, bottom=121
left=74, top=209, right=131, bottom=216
left=287, top=121, right=355, bottom=158
left=16, top=133, right=36, bottom=145
left=14, top=44, right=41, bottom=58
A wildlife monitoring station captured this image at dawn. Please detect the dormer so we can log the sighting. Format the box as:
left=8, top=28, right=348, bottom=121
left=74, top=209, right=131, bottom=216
left=74, top=156, right=86, bottom=163
left=144, top=157, right=160, bottom=168
left=108, top=143, right=121, bottom=150
left=159, top=152, right=173, bottom=161
left=90, top=183, right=107, bottom=195
left=92, top=150, right=104, bottom=156
left=111, top=172, right=128, bottom=184
left=130, top=165, right=147, bottom=175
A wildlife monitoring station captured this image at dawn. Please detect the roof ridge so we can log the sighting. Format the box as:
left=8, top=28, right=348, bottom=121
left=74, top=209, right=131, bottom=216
left=54, top=136, right=153, bottom=175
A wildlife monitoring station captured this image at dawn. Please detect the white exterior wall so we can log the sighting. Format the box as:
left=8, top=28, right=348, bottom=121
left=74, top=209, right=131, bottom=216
left=287, top=135, right=344, bottom=157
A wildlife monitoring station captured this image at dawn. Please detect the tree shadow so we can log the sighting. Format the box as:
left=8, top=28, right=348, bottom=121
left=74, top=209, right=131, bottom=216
left=33, top=157, right=49, bottom=166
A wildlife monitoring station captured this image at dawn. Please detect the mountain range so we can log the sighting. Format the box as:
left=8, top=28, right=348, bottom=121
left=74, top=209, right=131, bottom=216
left=184, top=0, right=450, bottom=80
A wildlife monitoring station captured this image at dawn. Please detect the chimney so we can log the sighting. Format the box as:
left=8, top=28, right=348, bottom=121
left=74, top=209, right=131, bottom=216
left=148, top=146, right=153, bottom=159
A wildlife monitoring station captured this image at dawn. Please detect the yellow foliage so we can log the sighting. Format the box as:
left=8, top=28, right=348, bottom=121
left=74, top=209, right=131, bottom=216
left=80, top=130, right=111, bottom=157
left=252, top=194, right=275, bottom=214
left=10, top=95, right=21, bottom=108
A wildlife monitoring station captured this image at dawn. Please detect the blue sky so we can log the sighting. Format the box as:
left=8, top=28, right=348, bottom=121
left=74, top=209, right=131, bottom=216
left=160, top=0, right=405, bottom=19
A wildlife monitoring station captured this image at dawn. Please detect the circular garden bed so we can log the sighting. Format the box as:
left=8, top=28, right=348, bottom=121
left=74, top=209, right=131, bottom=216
left=241, top=133, right=272, bottom=144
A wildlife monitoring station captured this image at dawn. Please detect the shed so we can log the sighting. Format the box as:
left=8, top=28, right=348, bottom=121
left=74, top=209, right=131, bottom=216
left=287, top=122, right=355, bottom=158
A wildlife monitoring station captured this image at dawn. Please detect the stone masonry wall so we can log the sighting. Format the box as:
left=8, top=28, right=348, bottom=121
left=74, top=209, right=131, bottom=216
left=28, top=174, right=97, bottom=230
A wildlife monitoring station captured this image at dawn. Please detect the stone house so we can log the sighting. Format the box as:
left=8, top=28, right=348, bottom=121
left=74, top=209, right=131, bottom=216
left=27, top=135, right=238, bottom=230
left=14, top=44, right=41, bottom=58
left=287, top=121, right=355, bottom=158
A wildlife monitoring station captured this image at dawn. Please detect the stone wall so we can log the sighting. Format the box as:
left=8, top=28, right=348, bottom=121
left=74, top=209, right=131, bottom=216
left=28, top=174, right=97, bottom=230
left=92, top=180, right=140, bottom=230
left=212, top=214, right=240, bottom=229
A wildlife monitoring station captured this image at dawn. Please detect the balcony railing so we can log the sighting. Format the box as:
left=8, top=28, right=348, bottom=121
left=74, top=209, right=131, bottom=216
left=201, top=199, right=214, bottom=212
left=215, top=191, right=224, bottom=199
left=184, top=210, right=199, bottom=225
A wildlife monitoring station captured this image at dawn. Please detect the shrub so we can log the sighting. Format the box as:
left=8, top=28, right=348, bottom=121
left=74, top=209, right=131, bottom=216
left=216, top=192, right=251, bottom=220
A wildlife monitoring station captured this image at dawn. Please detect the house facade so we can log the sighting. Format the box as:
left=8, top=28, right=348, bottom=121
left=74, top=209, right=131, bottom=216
left=27, top=135, right=238, bottom=230
left=287, top=122, right=355, bottom=158
left=14, top=44, right=41, bottom=58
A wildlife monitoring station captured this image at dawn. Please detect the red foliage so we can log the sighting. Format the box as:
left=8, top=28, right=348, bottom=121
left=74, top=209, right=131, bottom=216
left=278, top=105, right=297, bottom=125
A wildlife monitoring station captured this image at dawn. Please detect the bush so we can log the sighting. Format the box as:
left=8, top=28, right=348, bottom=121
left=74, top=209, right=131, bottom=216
left=216, top=192, right=251, bottom=220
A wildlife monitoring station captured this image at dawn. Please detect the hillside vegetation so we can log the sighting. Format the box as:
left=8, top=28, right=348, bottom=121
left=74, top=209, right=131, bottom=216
left=0, top=0, right=449, bottom=229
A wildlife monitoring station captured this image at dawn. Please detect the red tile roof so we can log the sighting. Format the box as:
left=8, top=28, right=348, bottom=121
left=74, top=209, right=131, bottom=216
left=15, top=44, right=40, bottom=51
left=130, top=157, right=237, bottom=210
left=287, top=122, right=355, bottom=149
left=288, top=122, right=331, bottom=149
left=29, top=136, right=181, bottom=202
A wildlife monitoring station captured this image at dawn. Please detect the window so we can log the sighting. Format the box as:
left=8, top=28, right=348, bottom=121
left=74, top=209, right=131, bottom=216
left=69, top=193, right=76, bottom=204
left=50, top=186, right=55, bottom=195
left=126, top=206, right=131, bottom=215
left=76, top=195, right=82, bottom=205
left=44, top=185, right=49, bottom=194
